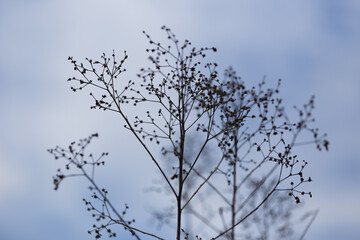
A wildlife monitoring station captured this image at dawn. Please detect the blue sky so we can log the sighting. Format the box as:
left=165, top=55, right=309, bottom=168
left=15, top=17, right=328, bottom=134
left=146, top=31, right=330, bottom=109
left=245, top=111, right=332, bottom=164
left=0, top=0, right=359, bottom=239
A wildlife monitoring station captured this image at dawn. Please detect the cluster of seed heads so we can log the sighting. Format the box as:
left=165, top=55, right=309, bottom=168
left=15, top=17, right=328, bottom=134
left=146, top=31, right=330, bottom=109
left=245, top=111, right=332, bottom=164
left=50, top=26, right=329, bottom=240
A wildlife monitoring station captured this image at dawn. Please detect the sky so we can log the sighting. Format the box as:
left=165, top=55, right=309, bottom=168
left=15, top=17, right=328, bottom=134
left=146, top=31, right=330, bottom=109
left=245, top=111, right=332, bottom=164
left=0, top=0, right=359, bottom=239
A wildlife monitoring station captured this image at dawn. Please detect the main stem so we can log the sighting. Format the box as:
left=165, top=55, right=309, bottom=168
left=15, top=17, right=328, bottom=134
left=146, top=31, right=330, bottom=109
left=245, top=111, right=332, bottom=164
left=176, top=65, right=186, bottom=240
left=231, top=132, right=238, bottom=240
left=177, top=129, right=184, bottom=240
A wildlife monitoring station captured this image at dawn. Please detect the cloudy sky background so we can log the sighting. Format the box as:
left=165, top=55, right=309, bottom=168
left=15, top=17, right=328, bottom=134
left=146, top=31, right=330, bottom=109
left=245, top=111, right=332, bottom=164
left=0, top=0, right=359, bottom=239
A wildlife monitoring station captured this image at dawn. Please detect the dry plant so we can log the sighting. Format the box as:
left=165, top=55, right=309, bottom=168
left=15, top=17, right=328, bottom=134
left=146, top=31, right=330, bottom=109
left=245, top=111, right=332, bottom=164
left=48, top=26, right=329, bottom=240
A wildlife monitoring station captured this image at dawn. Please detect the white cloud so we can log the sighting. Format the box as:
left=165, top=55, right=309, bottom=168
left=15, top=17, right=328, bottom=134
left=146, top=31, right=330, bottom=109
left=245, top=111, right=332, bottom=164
left=0, top=153, right=24, bottom=201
